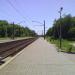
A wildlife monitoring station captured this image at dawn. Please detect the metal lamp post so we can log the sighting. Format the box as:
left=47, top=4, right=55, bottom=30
left=58, top=7, right=63, bottom=49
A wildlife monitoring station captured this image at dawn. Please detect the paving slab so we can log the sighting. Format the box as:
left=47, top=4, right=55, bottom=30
left=0, top=38, right=75, bottom=75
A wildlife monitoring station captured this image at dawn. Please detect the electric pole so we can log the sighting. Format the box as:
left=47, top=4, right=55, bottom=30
left=5, top=25, right=7, bottom=37
left=12, top=22, right=15, bottom=39
left=59, top=7, right=63, bottom=49
left=42, top=30, right=43, bottom=37
left=32, top=20, right=46, bottom=39
left=44, top=20, right=45, bottom=40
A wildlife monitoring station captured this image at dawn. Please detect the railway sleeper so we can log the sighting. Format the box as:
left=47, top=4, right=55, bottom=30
left=0, top=38, right=36, bottom=63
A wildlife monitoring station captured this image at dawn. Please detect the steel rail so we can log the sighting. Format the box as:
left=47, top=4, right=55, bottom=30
left=0, top=38, right=37, bottom=61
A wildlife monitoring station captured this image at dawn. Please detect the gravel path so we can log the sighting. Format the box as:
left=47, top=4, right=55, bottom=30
left=0, top=38, right=75, bottom=75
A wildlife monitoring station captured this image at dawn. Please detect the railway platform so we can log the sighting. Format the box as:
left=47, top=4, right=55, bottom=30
left=0, top=37, right=31, bottom=43
left=0, top=38, right=75, bottom=75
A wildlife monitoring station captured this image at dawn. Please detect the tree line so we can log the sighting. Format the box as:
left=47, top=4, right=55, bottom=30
left=46, top=14, right=75, bottom=40
left=0, top=20, right=37, bottom=38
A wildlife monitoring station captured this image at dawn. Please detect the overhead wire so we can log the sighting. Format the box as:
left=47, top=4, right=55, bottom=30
left=6, top=0, right=30, bottom=22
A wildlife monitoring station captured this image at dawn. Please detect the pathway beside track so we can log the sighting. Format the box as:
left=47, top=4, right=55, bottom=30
left=0, top=38, right=75, bottom=75
left=0, top=37, right=32, bottom=43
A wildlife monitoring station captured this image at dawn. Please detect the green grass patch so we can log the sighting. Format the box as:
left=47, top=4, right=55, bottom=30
left=46, top=37, right=75, bottom=53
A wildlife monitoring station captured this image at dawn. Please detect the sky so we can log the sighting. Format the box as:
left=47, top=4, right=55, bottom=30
left=0, top=0, right=75, bottom=35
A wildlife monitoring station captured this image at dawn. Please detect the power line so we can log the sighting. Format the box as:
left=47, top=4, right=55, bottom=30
left=6, top=0, right=29, bottom=22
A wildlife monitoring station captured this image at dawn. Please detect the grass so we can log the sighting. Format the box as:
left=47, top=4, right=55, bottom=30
left=46, top=37, right=75, bottom=53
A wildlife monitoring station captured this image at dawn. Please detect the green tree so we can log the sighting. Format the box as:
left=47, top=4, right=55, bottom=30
left=46, top=14, right=75, bottom=40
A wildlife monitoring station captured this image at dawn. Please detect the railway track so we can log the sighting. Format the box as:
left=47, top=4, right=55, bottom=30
left=0, top=38, right=37, bottom=62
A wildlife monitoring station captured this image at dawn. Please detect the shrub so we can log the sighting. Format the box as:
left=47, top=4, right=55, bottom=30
left=66, top=45, right=72, bottom=53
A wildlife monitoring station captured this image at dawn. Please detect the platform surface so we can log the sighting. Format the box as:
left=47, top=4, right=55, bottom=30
left=0, top=38, right=75, bottom=75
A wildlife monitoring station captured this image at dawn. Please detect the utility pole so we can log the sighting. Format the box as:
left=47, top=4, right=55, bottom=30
left=12, top=22, right=15, bottom=39
left=42, top=30, right=43, bottom=37
left=5, top=25, right=7, bottom=37
left=3, top=24, right=7, bottom=37
left=59, top=7, right=63, bottom=49
left=32, top=20, right=46, bottom=39
left=44, top=20, right=45, bottom=40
